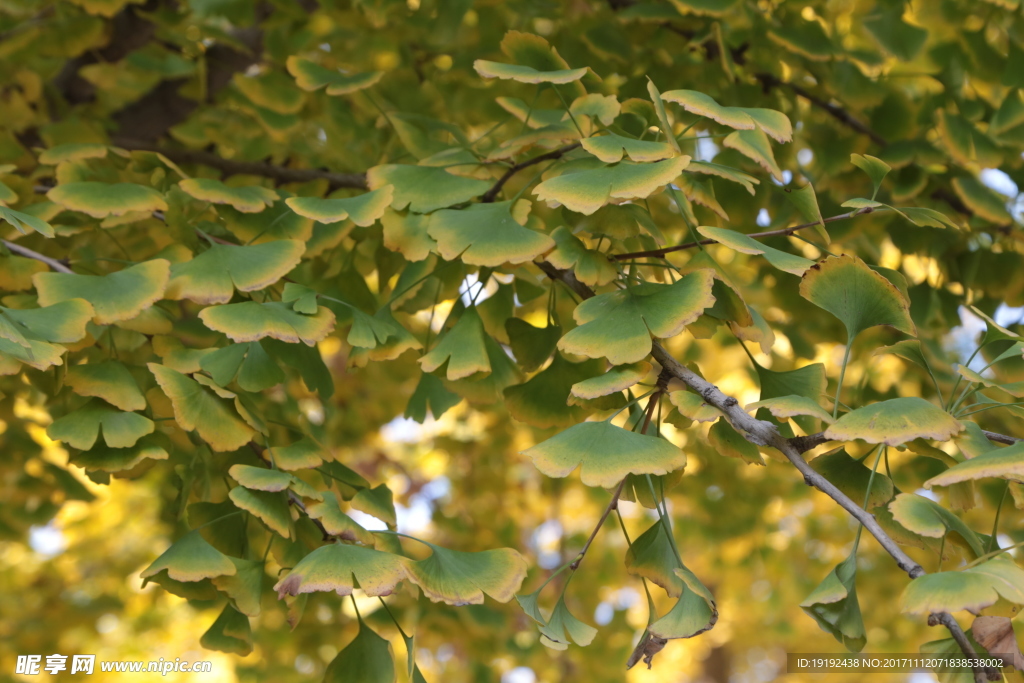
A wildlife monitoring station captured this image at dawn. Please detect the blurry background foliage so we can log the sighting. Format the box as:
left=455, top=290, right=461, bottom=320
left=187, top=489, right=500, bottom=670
left=1, top=0, right=1024, bottom=682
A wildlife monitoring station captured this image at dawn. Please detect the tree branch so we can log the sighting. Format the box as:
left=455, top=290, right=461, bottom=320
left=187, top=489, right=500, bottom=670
left=480, top=143, right=580, bottom=203
left=114, top=138, right=368, bottom=191
left=756, top=74, right=888, bottom=147
left=1, top=239, right=73, bottom=274
left=613, top=208, right=872, bottom=261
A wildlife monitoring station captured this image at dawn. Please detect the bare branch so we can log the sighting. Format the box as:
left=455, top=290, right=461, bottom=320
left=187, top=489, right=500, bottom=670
left=2, top=239, right=73, bottom=274
left=480, top=143, right=580, bottom=203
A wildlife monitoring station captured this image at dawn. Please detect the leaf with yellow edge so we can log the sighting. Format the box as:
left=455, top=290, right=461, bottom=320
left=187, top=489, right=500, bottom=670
left=558, top=269, right=715, bottom=365
left=545, top=226, right=618, bottom=287
left=534, top=157, right=690, bottom=215
left=723, top=129, right=782, bottom=182
left=824, top=397, right=962, bottom=446
left=745, top=395, right=834, bottom=424
left=708, top=419, right=764, bottom=465
left=368, top=164, right=490, bottom=214
left=273, top=542, right=405, bottom=598
left=141, top=529, right=237, bottom=583
left=648, top=567, right=718, bottom=640
left=0, top=206, right=55, bottom=237
left=800, top=554, right=866, bottom=652
left=165, top=240, right=304, bottom=305
left=0, top=338, right=65, bottom=374
left=148, top=363, right=255, bottom=451
left=351, top=484, right=397, bottom=527
left=286, top=186, right=393, bottom=227
left=229, top=464, right=294, bottom=492
left=66, top=360, right=146, bottom=411
left=199, top=301, right=336, bottom=346
left=381, top=209, right=436, bottom=261
left=285, top=56, right=384, bottom=94
left=212, top=557, right=265, bottom=617
left=229, top=486, right=294, bottom=538
left=888, top=493, right=985, bottom=557
left=46, top=398, right=154, bottom=450
left=38, top=143, right=109, bottom=165
left=474, top=60, right=588, bottom=84
left=646, top=78, right=681, bottom=154
left=178, top=178, right=278, bottom=213
left=662, top=89, right=793, bottom=143
left=698, top=225, right=814, bottom=276
left=427, top=200, right=554, bottom=267
left=925, top=440, right=1024, bottom=488
left=669, top=390, right=721, bottom=423
left=401, top=543, right=527, bottom=605
left=0, top=299, right=93, bottom=345
left=799, top=254, right=915, bottom=341
left=521, top=421, right=686, bottom=488
left=0, top=254, right=47, bottom=291
left=581, top=132, right=676, bottom=163
left=785, top=183, right=829, bottom=243
left=34, top=260, right=170, bottom=325
left=900, top=557, right=1024, bottom=615
left=956, top=365, right=1024, bottom=398
left=306, top=491, right=375, bottom=546
left=47, top=182, right=168, bottom=218
left=538, top=596, right=598, bottom=648
left=953, top=176, right=1012, bottom=224
left=571, top=361, right=651, bottom=400
left=71, top=435, right=169, bottom=473
left=504, top=354, right=605, bottom=428
left=626, top=520, right=686, bottom=597
left=200, top=604, right=252, bottom=656
left=686, top=161, right=759, bottom=195
left=419, top=307, right=490, bottom=380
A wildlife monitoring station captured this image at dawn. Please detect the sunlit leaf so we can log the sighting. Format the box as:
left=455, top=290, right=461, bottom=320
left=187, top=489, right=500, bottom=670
left=901, top=557, right=1024, bottom=615
left=801, top=554, right=866, bottom=652
left=65, top=360, right=146, bottom=411
left=534, top=157, right=690, bottom=215
left=47, top=398, right=154, bottom=450
left=809, top=448, right=893, bottom=510
left=200, top=604, right=252, bottom=656
left=545, top=226, right=618, bottom=287
left=368, top=164, right=490, bottom=214
left=166, top=240, right=304, bottom=305
left=419, top=307, right=490, bottom=380
left=286, top=186, right=393, bottom=227
left=306, top=492, right=375, bottom=546
left=571, top=361, right=651, bottom=400
left=698, top=226, right=814, bottom=276
left=47, top=182, right=167, bottom=218
left=141, top=529, right=237, bottom=583
left=581, top=132, right=676, bottom=163
left=35, top=260, right=170, bottom=325
left=745, top=395, right=834, bottom=424
left=723, top=129, right=782, bottom=181
left=825, top=397, right=962, bottom=446
left=401, top=543, right=527, bottom=605
left=212, top=557, right=265, bottom=617
left=925, top=440, right=1024, bottom=488
left=274, top=543, right=405, bottom=598
left=148, top=363, right=255, bottom=451
left=179, top=178, right=278, bottom=213
left=199, top=301, right=336, bottom=346
left=427, top=200, right=554, bottom=267
left=648, top=567, right=717, bottom=639
left=539, top=596, right=598, bottom=648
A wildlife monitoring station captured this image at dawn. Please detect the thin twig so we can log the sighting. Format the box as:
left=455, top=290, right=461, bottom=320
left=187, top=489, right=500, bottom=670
left=480, top=143, right=581, bottom=203
left=2, top=239, right=73, bottom=273
left=756, top=74, right=888, bottom=147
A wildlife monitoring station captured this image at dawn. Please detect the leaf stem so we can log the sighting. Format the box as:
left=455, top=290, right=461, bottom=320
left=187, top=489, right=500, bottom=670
left=833, top=339, right=854, bottom=419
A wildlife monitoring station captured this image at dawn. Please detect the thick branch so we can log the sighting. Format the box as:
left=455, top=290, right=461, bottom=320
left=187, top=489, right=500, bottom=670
left=614, top=209, right=872, bottom=261
left=480, top=143, right=580, bottom=203
left=114, top=139, right=368, bottom=191
left=2, top=239, right=73, bottom=274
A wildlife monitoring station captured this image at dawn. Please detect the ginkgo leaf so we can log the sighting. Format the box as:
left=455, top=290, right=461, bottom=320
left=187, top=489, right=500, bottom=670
left=661, top=90, right=793, bottom=143
left=799, top=254, right=915, bottom=342
left=539, top=596, right=598, bottom=648
left=785, top=183, right=829, bottom=243
left=286, top=186, right=393, bottom=227
left=0, top=206, right=55, bottom=237
left=626, top=520, right=686, bottom=597
left=285, top=56, right=384, bottom=94
left=178, top=178, right=278, bottom=213
left=419, top=307, right=490, bottom=380
left=558, top=269, right=715, bottom=364
left=545, top=226, right=618, bottom=287
left=503, top=353, right=604, bottom=428
left=47, top=398, right=154, bottom=450
left=71, top=436, right=169, bottom=473
left=534, top=157, right=690, bottom=215
left=148, top=363, right=255, bottom=451
left=888, top=493, right=985, bottom=557
left=0, top=254, right=47, bottom=290
left=900, top=557, right=1024, bottom=615
left=34, top=260, right=170, bottom=325
left=266, top=438, right=324, bottom=471
left=924, top=440, right=1024, bottom=488
left=474, top=60, right=588, bottom=84
left=581, top=132, right=676, bottom=163
left=37, top=142, right=109, bottom=165
left=65, top=360, right=146, bottom=411
left=850, top=154, right=890, bottom=199
left=426, top=200, right=554, bottom=267
left=212, top=557, right=265, bottom=617
left=47, top=182, right=168, bottom=218
left=306, top=491, right=375, bottom=545
left=686, top=161, right=759, bottom=195
left=166, top=240, right=304, bottom=305
left=229, top=486, right=293, bottom=538
left=405, top=372, right=462, bottom=423
left=200, top=341, right=285, bottom=392
left=229, top=464, right=294, bottom=492
left=141, top=529, right=237, bottom=583
left=506, top=319, right=562, bottom=373
left=825, top=397, right=962, bottom=446
left=521, top=421, right=686, bottom=488
left=200, top=604, right=252, bottom=656
left=350, top=484, right=397, bottom=527
left=953, top=176, right=1012, bottom=224
left=956, top=365, right=1024, bottom=398
left=323, top=621, right=395, bottom=683
left=809, top=449, right=893, bottom=510
left=0, top=299, right=93, bottom=345
left=801, top=554, right=866, bottom=652
left=0, top=338, right=65, bottom=374
left=571, top=361, right=651, bottom=400
left=648, top=567, right=718, bottom=640
left=723, top=128, right=782, bottom=181
left=199, top=301, right=336, bottom=346
left=669, top=391, right=721, bottom=423
left=708, top=419, right=764, bottom=465
left=401, top=543, right=527, bottom=605
left=273, top=543, right=405, bottom=598
left=381, top=209, right=436, bottom=261
left=698, top=226, right=814, bottom=276
left=367, top=164, right=490, bottom=214
left=745, top=395, right=834, bottom=424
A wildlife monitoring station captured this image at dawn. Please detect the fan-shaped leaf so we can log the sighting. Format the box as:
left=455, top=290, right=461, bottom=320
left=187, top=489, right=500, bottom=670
left=810, top=449, right=893, bottom=510
left=286, top=56, right=384, bottom=94
left=504, top=353, right=604, bottom=428
left=0, top=206, right=55, bottom=237
left=581, top=132, right=676, bottom=163
left=825, top=397, right=962, bottom=446
left=199, top=301, right=336, bottom=346
left=545, top=226, right=618, bottom=286
left=626, top=520, right=685, bottom=597
left=0, top=299, right=93, bottom=345
left=723, top=129, right=782, bottom=181
left=925, top=440, right=1024, bottom=488
left=401, top=543, right=527, bottom=605
left=533, top=157, right=690, bottom=215
left=148, top=363, right=255, bottom=451
left=698, top=226, right=814, bottom=276
left=35, top=260, right=170, bottom=325
left=228, top=487, right=293, bottom=538
left=179, top=178, right=278, bottom=213
left=427, top=200, right=554, bottom=267
left=367, top=164, right=490, bottom=214
left=306, top=492, right=375, bottom=545
left=850, top=154, right=891, bottom=199
left=474, top=60, right=588, bottom=84
left=539, top=596, right=598, bottom=648
left=506, top=319, right=562, bottom=372
left=66, top=360, right=146, bottom=411
left=648, top=567, right=717, bottom=640
left=419, top=307, right=490, bottom=380
left=901, top=557, right=1024, bottom=615
left=200, top=604, right=252, bottom=656
left=745, top=395, right=834, bottom=424
left=323, top=621, right=395, bottom=683
left=166, top=240, right=304, bottom=305
left=286, top=186, right=393, bottom=227
left=141, top=529, right=237, bottom=583
left=47, top=398, right=154, bottom=450
left=212, top=557, right=264, bottom=617
left=801, top=554, right=866, bottom=652
left=48, top=182, right=167, bottom=218
left=404, top=372, right=462, bottom=423
left=275, top=542, right=404, bottom=598
left=571, top=361, right=651, bottom=400
left=888, top=493, right=985, bottom=557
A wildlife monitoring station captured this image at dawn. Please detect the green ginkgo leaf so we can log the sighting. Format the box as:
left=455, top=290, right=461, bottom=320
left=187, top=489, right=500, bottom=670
left=381, top=209, right=436, bottom=261
left=799, top=254, right=915, bottom=342
left=367, top=164, right=490, bottom=214
left=661, top=90, right=793, bottom=143
left=0, top=205, right=55, bottom=237
left=426, top=200, right=554, bottom=267
left=229, top=464, right=294, bottom=492
left=166, top=240, right=304, bottom=305
left=405, top=372, right=462, bottom=423
left=199, top=301, right=336, bottom=346
left=401, top=543, right=528, bottom=605
left=178, top=178, right=278, bottom=213
left=306, top=491, right=375, bottom=546
left=648, top=567, right=718, bottom=640
left=71, top=436, right=169, bottom=473
left=506, top=319, right=562, bottom=372
left=141, top=529, right=237, bottom=583
left=956, top=365, right=1024, bottom=398
left=809, top=449, right=893, bottom=510
left=723, top=129, right=783, bottom=181
left=266, top=437, right=325, bottom=471
left=474, top=60, right=588, bottom=84
left=581, top=132, right=676, bottom=163
left=745, top=395, right=834, bottom=424
left=558, top=269, right=715, bottom=364
left=285, top=56, right=384, bottom=94
left=785, top=183, right=829, bottom=244
left=273, top=543, right=405, bottom=598
left=47, top=398, right=154, bottom=450
left=148, top=363, right=255, bottom=452
left=521, top=421, right=686, bottom=487
left=697, top=226, right=814, bottom=276
left=286, top=186, right=393, bottom=227
left=952, top=176, right=1012, bottom=224
left=545, top=226, right=619, bottom=286
left=200, top=604, right=252, bottom=656
left=708, top=419, right=764, bottom=465
left=65, top=360, right=146, bottom=411
left=0, top=338, right=65, bottom=374
left=888, top=493, right=985, bottom=558
left=48, top=182, right=168, bottom=218
left=229, top=486, right=294, bottom=538
left=668, top=390, right=721, bottom=423
left=201, top=342, right=285, bottom=392
left=0, top=299, right=93, bottom=346
left=351, top=484, right=397, bottom=527
left=539, top=596, right=598, bottom=649
left=323, top=621, right=395, bottom=683
left=34, top=260, right=170, bottom=325
left=824, top=397, right=962, bottom=446
left=209, top=558, right=263, bottom=618
left=900, top=557, right=1024, bottom=615
left=687, top=161, right=760, bottom=195
left=504, top=353, right=604, bottom=428
left=801, top=554, right=866, bottom=652
left=626, top=520, right=686, bottom=597
left=924, top=440, right=1024, bottom=488
left=571, top=361, right=651, bottom=400
left=37, top=142, right=109, bottom=165
left=850, top=154, right=891, bottom=200
left=419, top=307, right=490, bottom=380
left=534, top=157, right=690, bottom=215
